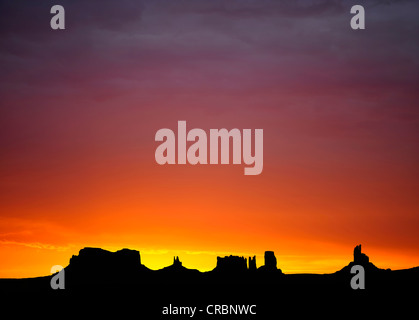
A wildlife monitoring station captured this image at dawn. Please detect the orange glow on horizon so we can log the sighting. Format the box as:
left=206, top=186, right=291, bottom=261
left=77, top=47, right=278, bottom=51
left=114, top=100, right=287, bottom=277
left=1, top=240, right=419, bottom=279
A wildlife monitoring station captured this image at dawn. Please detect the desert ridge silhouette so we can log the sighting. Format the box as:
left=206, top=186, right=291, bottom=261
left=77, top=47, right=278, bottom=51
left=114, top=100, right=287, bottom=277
left=0, top=244, right=417, bottom=291
left=64, top=247, right=284, bottom=288
left=0, top=244, right=418, bottom=318
left=0, top=245, right=419, bottom=319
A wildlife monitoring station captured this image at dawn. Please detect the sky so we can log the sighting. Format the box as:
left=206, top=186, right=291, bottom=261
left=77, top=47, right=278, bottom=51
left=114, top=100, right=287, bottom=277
left=0, top=0, right=418, bottom=278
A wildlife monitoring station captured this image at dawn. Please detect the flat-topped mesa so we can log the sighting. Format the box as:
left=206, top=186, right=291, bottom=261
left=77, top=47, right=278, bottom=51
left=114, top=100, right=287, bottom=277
left=215, top=255, right=247, bottom=273
left=68, top=247, right=141, bottom=273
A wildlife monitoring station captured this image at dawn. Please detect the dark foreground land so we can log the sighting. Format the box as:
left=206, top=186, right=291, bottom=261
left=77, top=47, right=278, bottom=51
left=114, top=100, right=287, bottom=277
left=0, top=245, right=417, bottom=317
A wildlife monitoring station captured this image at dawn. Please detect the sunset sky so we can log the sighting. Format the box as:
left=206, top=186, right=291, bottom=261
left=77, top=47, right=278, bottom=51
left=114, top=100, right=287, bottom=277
left=1, top=0, right=418, bottom=278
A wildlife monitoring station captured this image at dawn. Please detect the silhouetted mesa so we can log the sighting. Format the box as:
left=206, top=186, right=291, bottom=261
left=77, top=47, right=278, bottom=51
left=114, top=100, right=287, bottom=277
left=354, top=244, right=369, bottom=265
left=68, top=247, right=141, bottom=271
left=215, top=255, right=247, bottom=273
left=265, top=251, right=277, bottom=269
left=66, top=247, right=145, bottom=285
left=1, top=244, right=419, bottom=298
left=173, top=256, right=182, bottom=267
left=1, top=243, right=417, bottom=320
left=249, top=256, right=257, bottom=271
left=337, top=244, right=381, bottom=277
left=258, top=251, right=280, bottom=272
